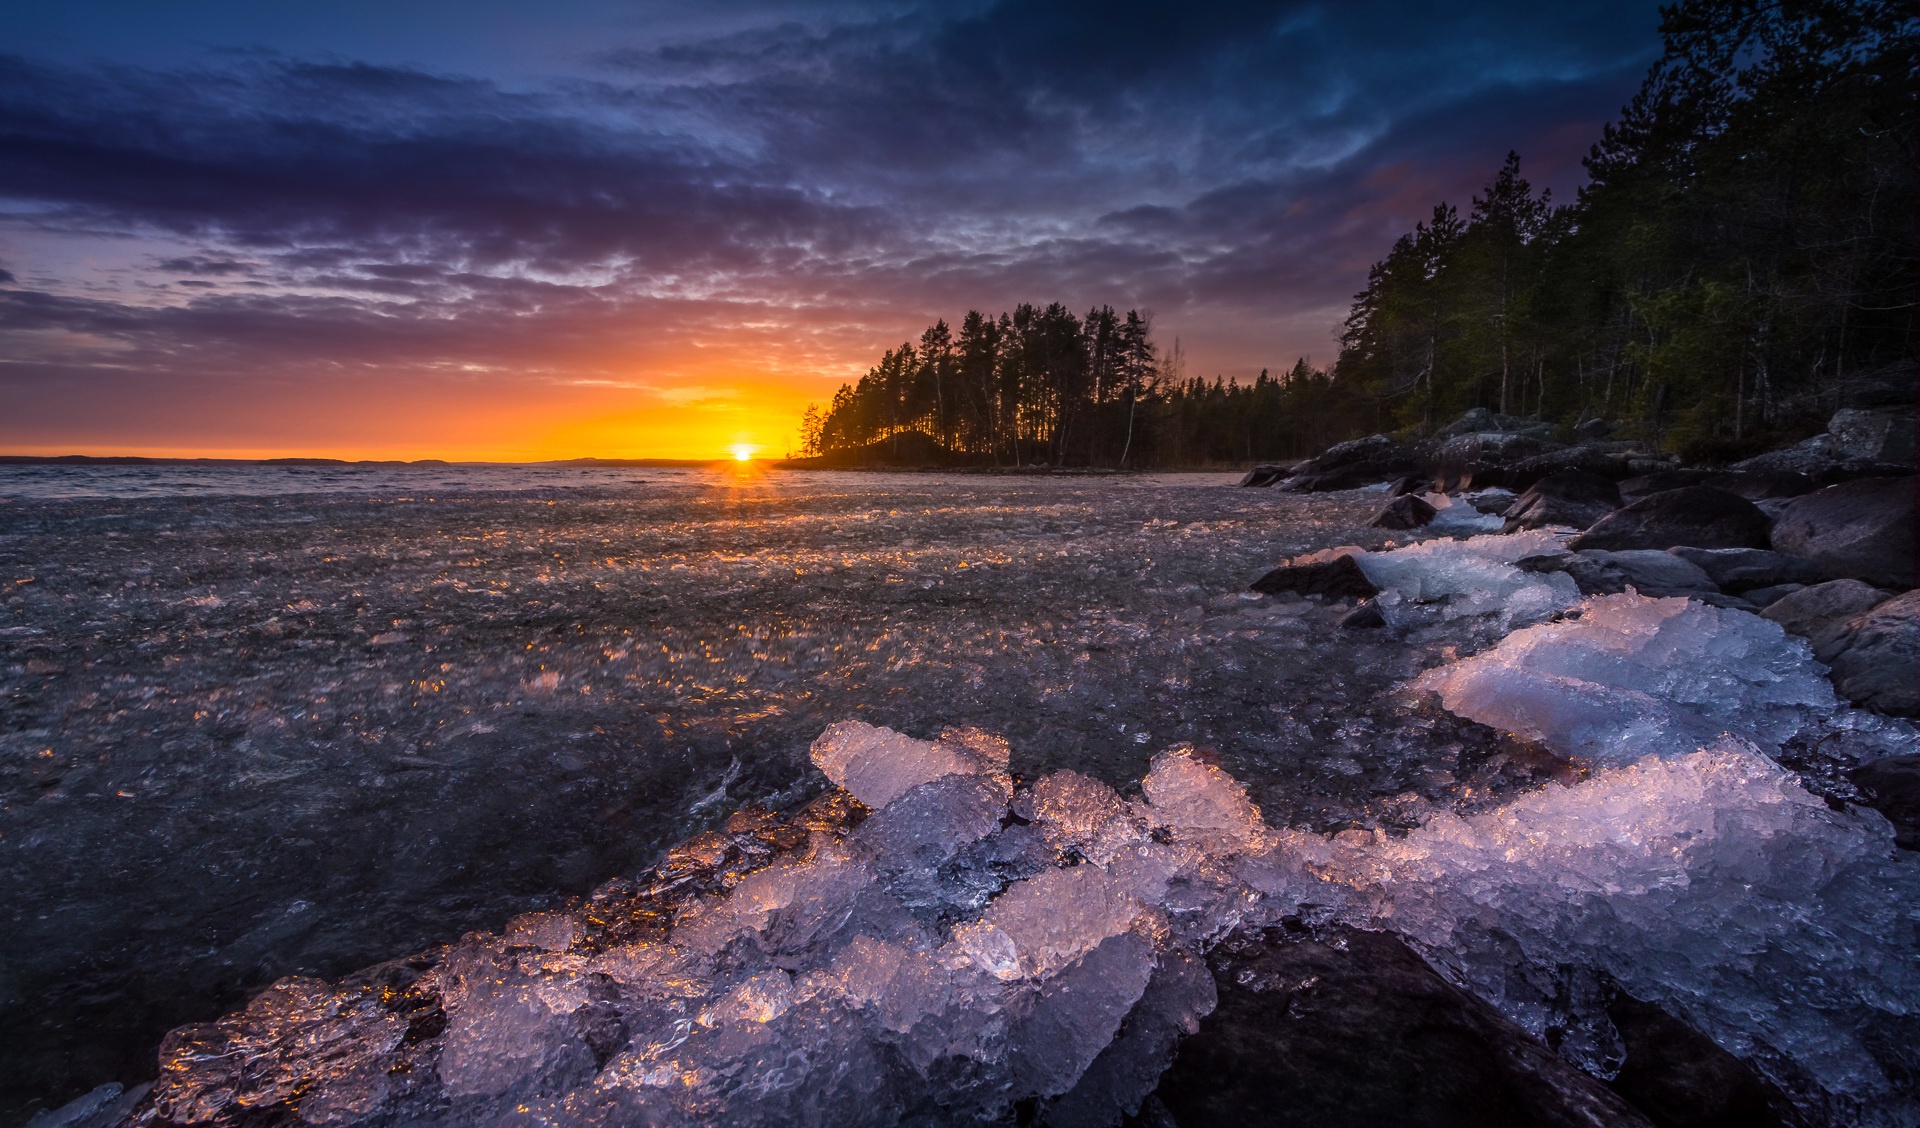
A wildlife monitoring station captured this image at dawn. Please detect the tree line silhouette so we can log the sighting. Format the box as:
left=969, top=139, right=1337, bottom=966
left=800, top=0, right=1914, bottom=468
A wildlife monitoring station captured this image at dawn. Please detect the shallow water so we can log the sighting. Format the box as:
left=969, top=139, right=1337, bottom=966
left=1, top=468, right=1565, bottom=1122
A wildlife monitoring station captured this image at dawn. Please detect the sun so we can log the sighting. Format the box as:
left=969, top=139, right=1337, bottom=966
left=730, top=444, right=755, bottom=462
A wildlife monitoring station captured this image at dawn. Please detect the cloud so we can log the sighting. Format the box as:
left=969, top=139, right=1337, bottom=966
left=0, top=0, right=1664, bottom=453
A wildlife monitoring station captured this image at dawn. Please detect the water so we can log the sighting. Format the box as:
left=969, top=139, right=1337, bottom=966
left=4, top=466, right=1555, bottom=1123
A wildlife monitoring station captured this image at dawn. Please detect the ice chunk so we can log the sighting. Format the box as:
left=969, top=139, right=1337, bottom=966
left=1007, top=931, right=1158, bottom=1096
left=437, top=944, right=593, bottom=1099
left=810, top=721, right=1010, bottom=809
left=853, top=773, right=1008, bottom=874
left=1415, top=593, right=1837, bottom=763
left=1016, top=770, right=1127, bottom=854
left=1141, top=745, right=1265, bottom=854
left=949, top=865, right=1144, bottom=980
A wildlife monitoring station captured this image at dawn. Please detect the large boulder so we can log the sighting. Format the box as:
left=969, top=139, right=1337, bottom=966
left=1568, top=487, right=1772, bottom=552
left=1500, top=470, right=1622, bottom=532
left=1151, top=927, right=1658, bottom=1128
left=1579, top=550, right=1719, bottom=597
left=1734, top=408, right=1915, bottom=483
left=1665, top=547, right=1826, bottom=593
left=1760, top=579, right=1893, bottom=655
left=1280, top=435, right=1425, bottom=492
left=1249, top=554, right=1379, bottom=599
left=1240, top=464, right=1290, bottom=487
left=1769, top=476, right=1915, bottom=589
left=1432, top=432, right=1563, bottom=491
left=1371, top=494, right=1437, bottom=530
left=1820, top=590, right=1920, bottom=714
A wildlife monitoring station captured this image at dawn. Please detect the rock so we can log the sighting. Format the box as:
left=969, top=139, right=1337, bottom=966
left=1501, top=470, right=1623, bottom=533
left=1151, top=927, right=1656, bottom=1128
left=1820, top=590, right=1920, bottom=714
left=1340, top=600, right=1387, bottom=629
left=1466, top=488, right=1517, bottom=515
left=1579, top=550, right=1719, bottom=598
left=1760, top=579, right=1893, bottom=655
left=1239, top=465, right=1289, bottom=488
left=1371, top=495, right=1437, bottom=530
left=1500, top=445, right=1647, bottom=491
left=1769, top=476, right=1915, bottom=589
left=1700, top=470, right=1817, bottom=501
left=1741, top=583, right=1804, bottom=608
left=1248, top=554, right=1379, bottom=600
left=1388, top=474, right=1426, bottom=497
left=1280, top=435, right=1425, bottom=492
left=1568, top=488, right=1772, bottom=552
left=1619, top=470, right=1714, bottom=502
left=1574, top=418, right=1615, bottom=441
left=1433, top=432, right=1563, bottom=492
left=1827, top=408, right=1914, bottom=465
left=1516, top=552, right=1627, bottom=597
left=1604, top=994, right=1795, bottom=1127
left=1733, top=408, right=1914, bottom=483
left=1850, top=755, right=1920, bottom=850
left=1665, top=548, right=1826, bottom=593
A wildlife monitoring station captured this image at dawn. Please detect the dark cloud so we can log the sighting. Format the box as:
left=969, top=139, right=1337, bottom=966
left=0, top=0, right=1664, bottom=450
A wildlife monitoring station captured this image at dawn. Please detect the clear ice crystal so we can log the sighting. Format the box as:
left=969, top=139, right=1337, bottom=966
left=809, top=721, right=1011, bottom=809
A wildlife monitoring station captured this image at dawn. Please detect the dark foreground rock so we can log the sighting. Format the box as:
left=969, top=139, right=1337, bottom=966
left=1501, top=470, right=1623, bottom=532
left=1239, top=465, right=1289, bottom=488
left=1281, top=435, right=1424, bottom=492
left=1769, top=476, right=1915, bottom=590
left=1248, top=554, right=1379, bottom=599
left=1818, top=590, right=1920, bottom=715
left=1370, top=494, right=1437, bottom=530
left=1850, top=755, right=1920, bottom=850
left=1150, top=927, right=1656, bottom=1128
left=1580, top=551, right=1719, bottom=597
left=1569, top=488, right=1772, bottom=552
left=1603, top=994, right=1799, bottom=1128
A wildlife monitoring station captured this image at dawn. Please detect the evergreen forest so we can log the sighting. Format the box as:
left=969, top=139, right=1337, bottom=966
left=798, top=0, right=1915, bottom=468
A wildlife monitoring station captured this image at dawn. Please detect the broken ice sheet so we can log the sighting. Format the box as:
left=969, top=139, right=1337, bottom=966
left=1414, top=592, right=1838, bottom=764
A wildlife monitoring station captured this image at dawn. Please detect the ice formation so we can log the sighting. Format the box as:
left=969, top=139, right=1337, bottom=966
left=1414, top=593, right=1839, bottom=763
left=1288, top=530, right=1581, bottom=626
left=111, top=703, right=1920, bottom=1128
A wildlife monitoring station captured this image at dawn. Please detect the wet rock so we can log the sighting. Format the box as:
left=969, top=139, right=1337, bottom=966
left=1239, top=465, right=1289, bottom=488
left=1467, top=488, right=1517, bottom=515
left=1501, top=470, right=1622, bottom=533
left=1568, top=488, right=1772, bottom=552
left=1819, top=590, right=1920, bottom=715
left=1248, top=554, right=1379, bottom=599
left=1370, top=495, right=1437, bottom=530
left=1604, top=994, right=1796, bottom=1128
left=1280, top=435, right=1425, bottom=492
left=1665, top=548, right=1825, bottom=593
left=1769, top=476, right=1915, bottom=589
left=1850, top=755, right=1920, bottom=850
left=1387, top=474, right=1427, bottom=497
left=1579, top=551, right=1718, bottom=598
left=1760, top=579, right=1894, bottom=655
left=1340, top=600, right=1387, bottom=629
left=1151, top=927, right=1655, bottom=1128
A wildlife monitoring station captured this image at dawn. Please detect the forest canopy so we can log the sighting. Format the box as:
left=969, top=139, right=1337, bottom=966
left=799, top=0, right=1915, bottom=468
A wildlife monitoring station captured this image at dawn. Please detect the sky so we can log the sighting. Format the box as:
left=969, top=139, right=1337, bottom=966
left=0, top=0, right=1665, bottom=460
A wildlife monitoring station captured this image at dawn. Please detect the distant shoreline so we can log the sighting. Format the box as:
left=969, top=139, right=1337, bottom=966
left=0, top=455, right=725, bottom=468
